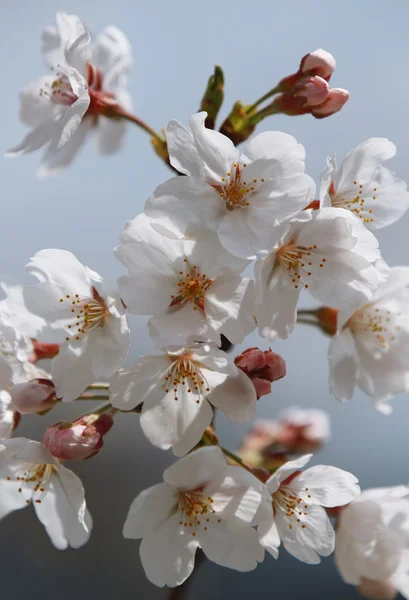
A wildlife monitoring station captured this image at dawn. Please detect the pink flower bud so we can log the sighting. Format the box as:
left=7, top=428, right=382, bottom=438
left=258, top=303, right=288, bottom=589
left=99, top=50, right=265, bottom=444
left=11, top=379, right=56, bottom=415
left=234, top=348, right=286, bottom=399
left=44, top=413, right=113, bottom=460
left=316, top=306, right=339, bottom=335
left=312, top=88, right=349, bottom=118
left=293, top=76, right=329, bottom=107
left=357, top=578, right=398, bottom=600
left=30, top=340, right=60, bottom=362
left=300, top=49, right=336, bottom=81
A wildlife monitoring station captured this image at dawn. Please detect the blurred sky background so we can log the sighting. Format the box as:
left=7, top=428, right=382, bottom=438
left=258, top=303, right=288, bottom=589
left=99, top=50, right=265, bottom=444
left=1, top=0, right=409, bottom=598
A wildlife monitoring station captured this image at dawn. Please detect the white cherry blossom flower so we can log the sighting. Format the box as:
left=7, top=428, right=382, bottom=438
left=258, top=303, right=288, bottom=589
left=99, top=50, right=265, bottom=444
left=23, top=249, right=130, bottom=402
left=258, top=454, right=360, bottom=563
left=115, top=214, right=255, bottom=347
left=320, top=138, right=409, bottom=230
left=0, top=437, right=92, bottom=549
left=7, top=12, right=132, bottom=177
left=0, top=283, right=45, bottom=339
left=123, top=446, right=265, bottom=587
left=145, top=111, right=315, bottom=259
left=255, top=207, right=381, bottom=340
left=329, top=265, right=409, bottom=412
left=335, top=486, right=409, bottom=598
left=110, top=342, right=257, bottom=456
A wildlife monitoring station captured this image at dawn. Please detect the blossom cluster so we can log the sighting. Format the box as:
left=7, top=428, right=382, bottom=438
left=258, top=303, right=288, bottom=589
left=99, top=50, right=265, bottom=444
left=2, top=11, right=409, bottom=599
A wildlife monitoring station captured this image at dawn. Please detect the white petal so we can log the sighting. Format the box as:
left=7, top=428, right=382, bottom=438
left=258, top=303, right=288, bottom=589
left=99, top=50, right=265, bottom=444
left=148, top=303, right=220, bottom=347
left=110, top=355, right=170, bottom=410
left=123, top=483, right=176, bottom=539
left=97, top=116, right=127, bottom=154
left=7, top=121, right=55, bottom=157
left=266, top=455, right=313, bottom=494
left=140, top=514, right=199, bottom=588
left=0, top=459, right=33, bottom=519
left=243, top=131, right=306, bottom=175
left=166, top=119, right=203, bottom=177
left=258, top=514, right=281, bottom=559
left=163, top=446, right=226, bottom=490
left=293, top=465, right=360, bottom=507
left=336, top=138, right=396, bottom=190
left=205, top=275, right=256, bottom=344
left=199, top=519, right=264, bottom=571
left=90, top=314, right=130, bottom=378
left=92, top=26, right=132, bottom=90
left=17, top=76, right=57, bottom=127
left=51, top=337, right=96, bottom=402
left=328, top=329, right=359, bottom=401
left=0, top=437, right=56, bottom=464
left=334, top=529, right=361, bottom=584
left=34, top=465, right=91, bottom=549
left=208, top=369, right=257, bottom=422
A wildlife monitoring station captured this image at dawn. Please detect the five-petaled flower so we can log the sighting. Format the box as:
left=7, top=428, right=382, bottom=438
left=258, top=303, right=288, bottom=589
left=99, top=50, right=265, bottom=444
left=23, top=249, right=130, bottom=402
left=123, top=446, right=266, bottom=587
left=145, top=111, right=315, bottom=259
left=7, top=12, right=133, bottom=177
left=257, top=454, right=360, bottom=563
left=110, top=342, right=257, bottom=456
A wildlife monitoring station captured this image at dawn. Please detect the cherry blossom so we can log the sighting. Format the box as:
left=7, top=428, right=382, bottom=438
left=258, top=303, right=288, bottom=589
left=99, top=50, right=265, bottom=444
left=0, top=437, right=92, bottom=549
left=0, top=283, right=45, bottom=339
left=7, top=12, right=132, bottom=177
left=23, top=249, right=130, bottom=402
left=115, top=214, right=255, bottom=346
left=335, top=486, right=409, bottom=599
left=258, top=454, right=360, bottom=563
left=328, top=265, right=409, bottom=411
left=110, top=342, right=257, bottom=456
left=123, top=446, right=265, bottom=587
left=145, top=111, right=315, bottom=259
left=255, top=207, right=381, bottom=340
left=320, top=138, right=409, bottom=230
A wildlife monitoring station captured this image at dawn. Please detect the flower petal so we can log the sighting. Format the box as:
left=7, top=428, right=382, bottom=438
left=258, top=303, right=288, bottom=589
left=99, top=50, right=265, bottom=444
left=123, top=483, right=176, bottom=539
left=293, top=465, right=360, bottom=507
left=208, top=369, right=257, bottom=422
left=163, top=446, right=226, bottom=490
left=328, top=329, right=359, bottom=402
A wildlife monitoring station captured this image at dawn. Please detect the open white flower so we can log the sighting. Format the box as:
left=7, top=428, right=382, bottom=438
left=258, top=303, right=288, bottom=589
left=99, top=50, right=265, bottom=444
left=0, top=437, right=92, bottom=549
left=335, top=486, right=409, bottom=599
left=329, top=265, right=409, bottom=411
left=145, top=111, right=315, bottom=259
left=255, top=207, right=381, bottom=340
left=320, top=138, right=409, bottom=230
left=110, top=342, right=257, bottom=456
left=123, top=446, right=265, bottom=587
left=7, top=12, right=132, bottom=177
left=23, top=249, right=130, bottom=402
left=115, top=214, right=255, bottom=346
left=258, top=454, right=360, bottom=563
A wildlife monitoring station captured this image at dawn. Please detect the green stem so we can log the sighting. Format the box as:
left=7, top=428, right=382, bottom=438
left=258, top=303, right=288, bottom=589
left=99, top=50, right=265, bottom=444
left=247, top=86, right=280, bottom=113
left=220, top=446, right=255, bottom=474
left=86, top=383, right=110, bottom=391
left=297, top=309, right=319, bottom=318
left=76, top=394, right=110, bottom=401
left=116, top=109, right=165, bottom=144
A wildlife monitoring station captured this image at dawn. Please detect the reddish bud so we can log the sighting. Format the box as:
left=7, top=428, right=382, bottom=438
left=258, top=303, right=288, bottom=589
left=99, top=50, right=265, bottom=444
left=305, top=199, right=320, bottom=211
left=44, top=413, right=113, bottom=460
left=30, top=341, right=60, bottom=362
left=316, top=306, right=339, bottom=336
left=235, top=348, right=286, bottom=399
left=300, top=49, right=336, bottom=81
left=11, top=379, right=56, bottom=415
left=357, top=579, right=398, bottom=600
left=312, top=88, right=349, bottom=118
left=293, top=75, right=329, bottom=107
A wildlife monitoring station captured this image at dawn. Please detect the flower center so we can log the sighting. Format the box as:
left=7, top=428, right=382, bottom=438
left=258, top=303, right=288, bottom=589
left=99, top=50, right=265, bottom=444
left=330, top=180, right=377, bottom=224
left=275, top=241, right=326, bottom=290
left=7, top=463, right=58, bottom=505
left=59, top=287, right=108, bottom=341
left=170, top=258, right=213, bottom=311
left=347, top=305, right=400, bottom=352
left=214, top=163, right=265, bottom=211
left=273, top=480, right=312, bottom=531
left=176, top=488, right=221, bottom=536
left=40, top=73, right=78, bottom=106
left=164, top=353, right=211, bottom=403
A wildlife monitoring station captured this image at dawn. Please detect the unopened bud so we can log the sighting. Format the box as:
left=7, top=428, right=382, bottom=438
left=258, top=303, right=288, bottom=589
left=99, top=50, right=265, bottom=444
left=30, top=340, right=60, bottom=362
left=316, top=306, right=339, bottom=336
left=11, top=379, right=56, bottom=415
left=235, top=348, right=286, bottom=399
left=44, top=413, right=113, bottom=460
left=312, top=88, right=349, bottom=118
left=199, top=65, right=224, bottom=130
left=357, top=578, right=398, bottom=600
left=300, top=49, right=336, bottom=81
left=293, top=76, right=329, bottom=107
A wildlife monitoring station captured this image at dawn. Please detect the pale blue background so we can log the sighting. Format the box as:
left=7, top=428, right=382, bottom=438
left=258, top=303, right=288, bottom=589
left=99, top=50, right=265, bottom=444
left=1, top=0, right=409, bottom=598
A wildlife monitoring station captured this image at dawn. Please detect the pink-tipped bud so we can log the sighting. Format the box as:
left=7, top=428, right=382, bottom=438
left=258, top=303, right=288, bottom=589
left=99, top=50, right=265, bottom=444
left=11, top=379, right=56, bottom=415
left=300, top=49, right=336, bottom=81
left=293, top=75, right=329, bottom=107
left=44, top=413, right=114, bottom=460
left=312, top=88, right=349, bottom=118
left=234, top=348, right=286, bottom=399
left=316, top=306, right=339, bottom=336
left=30, top=340, right=60, bottom=362
left=357, top=579, right=398, bottom=600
